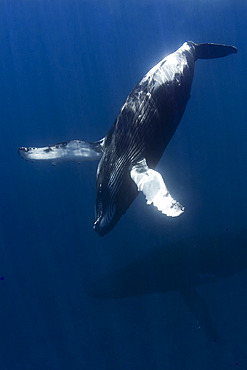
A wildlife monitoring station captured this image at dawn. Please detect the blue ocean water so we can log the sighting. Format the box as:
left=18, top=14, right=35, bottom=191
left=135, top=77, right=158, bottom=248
left=0, top=0, right=247, bottom=369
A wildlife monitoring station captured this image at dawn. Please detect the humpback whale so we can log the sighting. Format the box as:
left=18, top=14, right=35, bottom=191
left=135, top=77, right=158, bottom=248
left=18, top=42, right=237, bottom=236
left=89, top=229, right=247, bottom=339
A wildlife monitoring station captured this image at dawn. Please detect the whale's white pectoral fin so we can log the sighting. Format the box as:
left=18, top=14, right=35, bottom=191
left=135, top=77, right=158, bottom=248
left=18, top=139, right=104, bottom=164
left=130, top=159, right=184, bottom=217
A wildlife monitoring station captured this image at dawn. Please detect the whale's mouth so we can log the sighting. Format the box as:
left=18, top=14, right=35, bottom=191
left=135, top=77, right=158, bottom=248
left=93, top=218, right=105, bottom=236
left=93, top=203, right=117, bottom=237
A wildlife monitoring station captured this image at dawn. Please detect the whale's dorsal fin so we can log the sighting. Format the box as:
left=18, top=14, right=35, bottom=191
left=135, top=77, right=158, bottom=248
left=18, top=139, right=104, bottom=164
left=130, top=158, right=184, bottom=217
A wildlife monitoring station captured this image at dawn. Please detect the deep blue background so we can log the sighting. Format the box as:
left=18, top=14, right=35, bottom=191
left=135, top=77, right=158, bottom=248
left=0, top=0, right=247, bottom=369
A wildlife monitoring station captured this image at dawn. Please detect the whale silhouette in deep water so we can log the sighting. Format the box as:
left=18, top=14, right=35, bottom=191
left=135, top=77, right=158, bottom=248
left=18, top=42, right=237, bottom=236
left=89, top=230, right=247, bottom=339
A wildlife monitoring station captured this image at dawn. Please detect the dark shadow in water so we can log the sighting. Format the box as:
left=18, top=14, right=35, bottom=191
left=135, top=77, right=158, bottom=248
left=89, top=230, right=247, bottom=341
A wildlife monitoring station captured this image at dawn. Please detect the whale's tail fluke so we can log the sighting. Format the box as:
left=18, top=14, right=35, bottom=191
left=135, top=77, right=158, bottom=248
left=195, top=43, right=237, bottom=60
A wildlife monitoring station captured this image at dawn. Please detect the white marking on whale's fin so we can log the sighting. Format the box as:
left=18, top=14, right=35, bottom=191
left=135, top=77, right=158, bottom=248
left=130, top=158, right=184, bottom=217
left=18, top=139, right=104, bottom=164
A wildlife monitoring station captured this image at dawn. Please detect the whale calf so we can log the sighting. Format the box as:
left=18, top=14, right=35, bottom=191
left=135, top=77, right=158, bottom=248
left=18, top=42, right=237, bottom=236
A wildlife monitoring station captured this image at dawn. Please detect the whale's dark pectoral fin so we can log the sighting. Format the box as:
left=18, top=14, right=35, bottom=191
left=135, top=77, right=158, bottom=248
left=180, top=287, right=219, bottom=342
left=18, top=139, right=104, bottom=164
left=130, top=159, right=184, bottom=217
